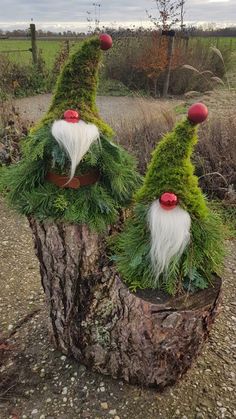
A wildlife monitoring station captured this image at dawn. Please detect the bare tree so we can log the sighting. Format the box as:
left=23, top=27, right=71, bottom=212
left=93, top=2, right=101, bottom=31
left=146, top=0, right=181, bottom=30
left=146, top=0, right=187, bottom=31
left=179, top=0, right=186, bottom=31
left=86, top=2, right=101, bottom=34
left=146, top=0, right=186, bottom=97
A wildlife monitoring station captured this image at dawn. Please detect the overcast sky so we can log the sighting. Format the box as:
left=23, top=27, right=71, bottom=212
left=0, top=0, right=235, bottom=32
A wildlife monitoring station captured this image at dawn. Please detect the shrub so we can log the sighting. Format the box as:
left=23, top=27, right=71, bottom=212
left=196, top=113, right=236, bottom=200
left=0, top=54, right=49, bottom=100
left=103, top=32, right=232, bottom=96
left=0, top=101, right=29, bottom=165
left=47, top=41, right=70, bottom=90
left=114, top=98, right=176, bottom=173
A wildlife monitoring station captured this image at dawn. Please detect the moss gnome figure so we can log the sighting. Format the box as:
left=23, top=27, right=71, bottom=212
left=114, top=103, right=225, bottom=295
left=0, top=35, right=140, bottom=231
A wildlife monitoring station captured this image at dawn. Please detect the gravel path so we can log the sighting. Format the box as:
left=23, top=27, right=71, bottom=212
left=13, top=90, right=236, bottom=129
left=13, top=94, right=179, bottom=129
left=0, top=199, right=236, bottom=419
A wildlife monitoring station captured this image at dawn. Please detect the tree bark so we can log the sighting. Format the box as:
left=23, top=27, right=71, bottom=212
left=28, top=217, right=222, bottom=389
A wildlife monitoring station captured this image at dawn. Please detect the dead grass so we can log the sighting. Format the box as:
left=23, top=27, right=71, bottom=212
left=197, top=113, right=236, bottom=200
left=114, top=100, right=236, bottom=200
left=0, top=100, right=28, bottom=165
left=114, top=98, right=176, bottom=173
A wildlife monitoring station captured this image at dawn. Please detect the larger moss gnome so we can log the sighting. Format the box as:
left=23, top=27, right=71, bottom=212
left=114, top=103, right=225, bottom=295
left=0, top=35, right=140, bottom=231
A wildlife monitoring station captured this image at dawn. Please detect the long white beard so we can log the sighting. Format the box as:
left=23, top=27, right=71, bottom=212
left=51, top=120, right=100, bottom=181
left=148, top=200, right=191, bottom=284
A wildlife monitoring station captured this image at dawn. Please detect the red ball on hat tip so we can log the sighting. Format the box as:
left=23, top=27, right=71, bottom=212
left=188, top=103, right=208, bottom=125
left=160, top=192, right=178, bottom=210
left=64, top=109, right=80, bottom=123
left=99, top=33, right=113, bottom=50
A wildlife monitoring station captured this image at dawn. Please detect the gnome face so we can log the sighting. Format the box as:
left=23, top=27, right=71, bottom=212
left=51, top=110, right=100, bottom=181
left=148, top=193, right=191, bottom=283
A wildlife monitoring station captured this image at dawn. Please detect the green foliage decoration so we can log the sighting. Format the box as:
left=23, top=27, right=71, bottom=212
left=0, top=132, right=140, bottom=232
left=113, top=117, right=225, bottom=295
left=0, top=36, right=141, bottom=231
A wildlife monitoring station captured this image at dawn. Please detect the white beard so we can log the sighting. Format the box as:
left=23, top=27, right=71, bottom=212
left=51, top=120, right=100, bottom=181
left=148, top=200, right=191, bottom=284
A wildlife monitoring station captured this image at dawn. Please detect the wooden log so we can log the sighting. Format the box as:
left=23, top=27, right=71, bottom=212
left=28, top=217, right=222, bottom=389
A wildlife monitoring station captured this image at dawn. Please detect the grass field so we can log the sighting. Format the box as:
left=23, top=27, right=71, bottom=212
left=0, top=39, right=66, bottom=68
left=0, top=36, right=235, bottom=69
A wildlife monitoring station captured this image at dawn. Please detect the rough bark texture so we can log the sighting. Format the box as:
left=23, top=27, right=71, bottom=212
left=28, top=217, right=222, bottom=389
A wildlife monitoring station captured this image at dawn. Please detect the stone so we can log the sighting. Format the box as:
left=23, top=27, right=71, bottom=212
left=195, top=413, right=204, bottom=419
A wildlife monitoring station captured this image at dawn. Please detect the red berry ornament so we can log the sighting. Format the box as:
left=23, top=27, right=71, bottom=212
left=64, top=110, right=80, bottom=123
left=99, top=33, right=113, bottom=51
left=188, top=103, right=208, bottom=125
left=160, top=192, right=178, bottom=211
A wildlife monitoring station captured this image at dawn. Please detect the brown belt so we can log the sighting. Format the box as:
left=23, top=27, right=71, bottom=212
left=46, top=169, right=100, bottom=189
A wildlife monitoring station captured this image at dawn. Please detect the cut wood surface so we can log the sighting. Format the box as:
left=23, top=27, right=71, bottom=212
left=28, top=217, right=222, bottom=389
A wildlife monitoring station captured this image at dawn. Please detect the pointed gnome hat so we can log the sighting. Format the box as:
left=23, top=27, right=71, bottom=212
left=135, top=103, right=209, bottom=220
left=42, top=35, right=113, bottom=138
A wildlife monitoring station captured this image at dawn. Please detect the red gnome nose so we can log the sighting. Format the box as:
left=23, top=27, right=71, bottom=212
left=64, top=110, right=80, bottom=123
left=160, top=192, right=178, bottom=210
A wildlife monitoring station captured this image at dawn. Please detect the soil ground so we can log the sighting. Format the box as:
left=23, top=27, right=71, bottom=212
left=0, top=94, right=236, bottom=419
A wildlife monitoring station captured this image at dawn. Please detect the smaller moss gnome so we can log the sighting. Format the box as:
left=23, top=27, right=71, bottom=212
left=114, top=103, right=225, bottom=295
left=0, top=34, right=140, bottom=232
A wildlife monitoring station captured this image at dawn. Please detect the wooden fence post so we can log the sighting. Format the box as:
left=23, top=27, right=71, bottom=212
left=30, top=23, right=37, bottom=65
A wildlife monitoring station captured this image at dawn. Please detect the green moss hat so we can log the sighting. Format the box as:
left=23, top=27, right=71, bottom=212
left=42, top=36, right=113, bottom=137
left=136, top=103, right=209, bottom=219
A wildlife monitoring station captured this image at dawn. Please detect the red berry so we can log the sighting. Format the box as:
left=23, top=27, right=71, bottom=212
left=64, top=110, right=80, bottom=123
left=99, top=33, right=113, bottom=51
left=188, top=103, right=208, bottom=124
left=160, top=192, right=178, bottom=211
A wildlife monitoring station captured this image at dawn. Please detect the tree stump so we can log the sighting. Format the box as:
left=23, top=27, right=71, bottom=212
left=29, top=218, right=222, bottom=389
